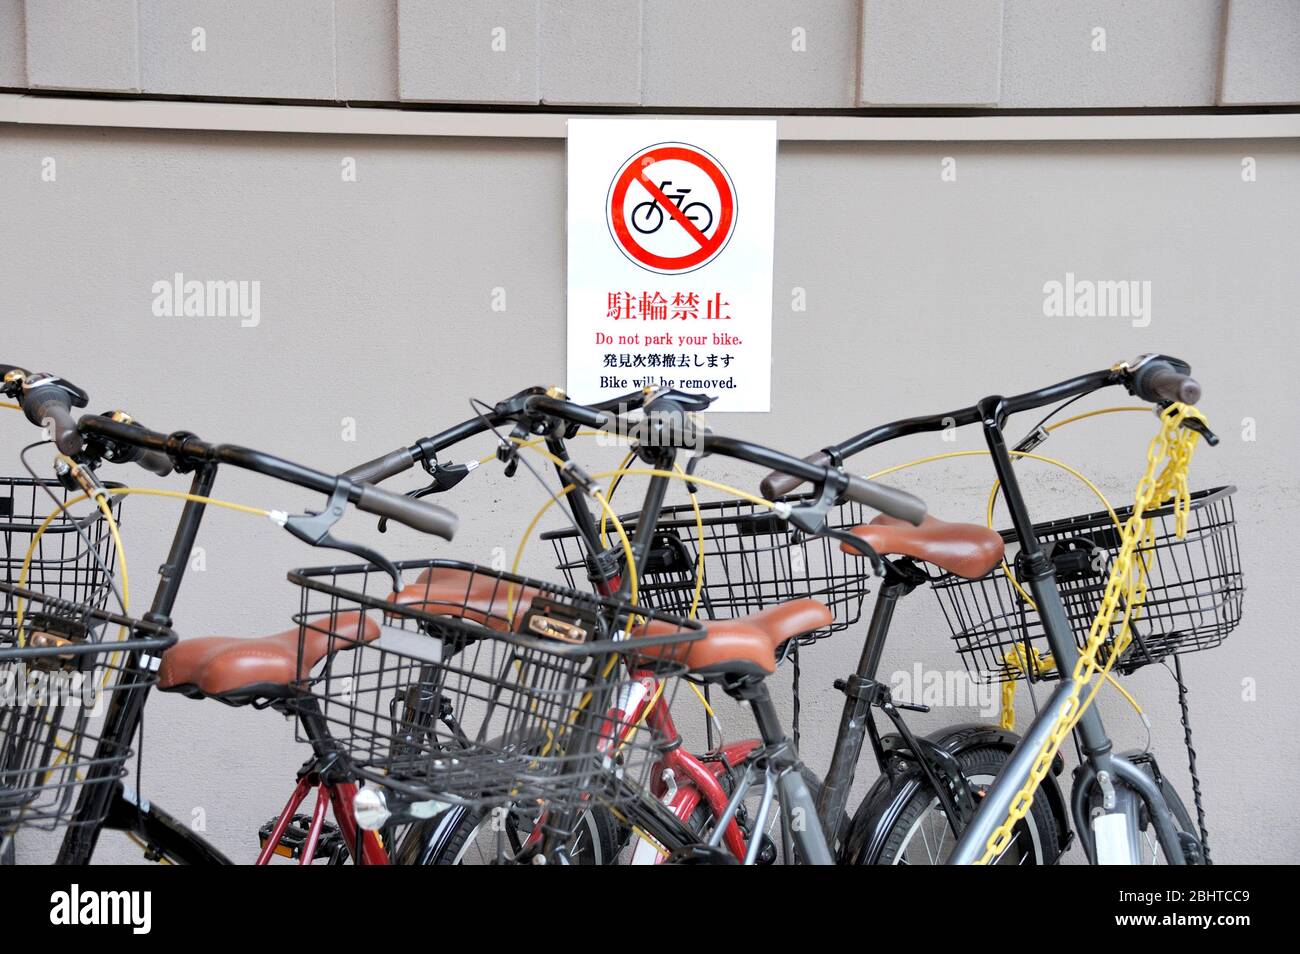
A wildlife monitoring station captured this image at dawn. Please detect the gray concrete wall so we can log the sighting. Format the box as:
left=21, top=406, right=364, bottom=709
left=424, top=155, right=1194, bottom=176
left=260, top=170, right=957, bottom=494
left=2, top=124, right=1295, bottom=863
left=3, top=0, right=1300, bottom=108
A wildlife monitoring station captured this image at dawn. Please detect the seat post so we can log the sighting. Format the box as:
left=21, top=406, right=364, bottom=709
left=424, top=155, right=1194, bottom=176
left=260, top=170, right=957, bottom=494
left=740, top=677, right=836, bottom=865
left=814, top=562, right=919, bottom=836
left=853, top=559, right=922, bottom=681
left=742, top=680, right=788, bottom=749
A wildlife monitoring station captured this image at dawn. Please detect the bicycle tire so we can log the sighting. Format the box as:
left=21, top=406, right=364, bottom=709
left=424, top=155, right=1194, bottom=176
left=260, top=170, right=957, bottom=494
left=870, top=745, right=1061, bottom=865
left=1134, top=763, right=1201, bottom=865
left=407, top=804, right=622, bottom=865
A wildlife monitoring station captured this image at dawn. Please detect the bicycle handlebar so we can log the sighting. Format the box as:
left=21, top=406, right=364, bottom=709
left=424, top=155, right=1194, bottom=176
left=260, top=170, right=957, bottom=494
left=343, top=446, right=419, bottom=484
left=341, top=417, right=495, bottom=485
left=760, top=451, right=833, bottom=501
left=355, top=483, right=459, bottom=539
left=342, top=386, right=716, bottom=487
left=522, top=394, right=614, bottom=430
left=843, top=473, right=928, bottom=525
left=338, top=384, right=926, bottom=526
left=1130, top=355, right=1201, bottom=405
left=2, top=367, right=90, bottom=456
left=3, top=364, right=176, bottom=474
left=29, top=391, right=83, bottom=456
left=691, top=435, right=927, bottom=525
left=131, top=446, right=176, bottom=478
left=78, top=415, right=458, bottom=541
left=759, top=355, right=1203, bottom=499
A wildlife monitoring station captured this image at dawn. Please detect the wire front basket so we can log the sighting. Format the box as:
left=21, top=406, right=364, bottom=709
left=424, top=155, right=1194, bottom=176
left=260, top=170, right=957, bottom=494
left=288, top=560, right=702, bottom=831
left=0, top=583, right=175, bottom=835
left=544, top=496, right=878, bottom=644
left=1, top=478, right=124, bottom=643
left=932, top=486, right=1243, bottom=684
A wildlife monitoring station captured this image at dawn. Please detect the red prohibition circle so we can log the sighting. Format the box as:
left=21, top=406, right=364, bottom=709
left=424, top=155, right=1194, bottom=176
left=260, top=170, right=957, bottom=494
left=607, top=143, right=737, bottom=274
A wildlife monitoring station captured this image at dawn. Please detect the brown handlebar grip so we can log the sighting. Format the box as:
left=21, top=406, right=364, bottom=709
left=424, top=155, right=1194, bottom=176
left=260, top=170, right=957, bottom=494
left=343, top=447, right=416, bottom=484
left=356, top=484, right=458, bottom=540
left=759, top=451, right=831, bottom=500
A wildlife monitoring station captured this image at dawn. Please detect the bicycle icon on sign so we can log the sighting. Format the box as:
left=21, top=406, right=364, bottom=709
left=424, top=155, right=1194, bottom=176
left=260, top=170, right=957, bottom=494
left=630, top=180, right=714, bottom=235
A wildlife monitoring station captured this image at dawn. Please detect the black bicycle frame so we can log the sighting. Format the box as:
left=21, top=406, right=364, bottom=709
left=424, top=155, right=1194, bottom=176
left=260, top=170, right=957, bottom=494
left=57, top=464, right=217, bottom=863
left=56, top=421, right=414, bottom=865
left=811, top=557, right=969, bottom=844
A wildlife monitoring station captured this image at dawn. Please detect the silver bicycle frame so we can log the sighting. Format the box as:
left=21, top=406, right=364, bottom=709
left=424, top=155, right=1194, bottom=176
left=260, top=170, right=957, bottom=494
left=948, top=428, right=1187, bottom=865
left=704, top=744, right=835, bottom=865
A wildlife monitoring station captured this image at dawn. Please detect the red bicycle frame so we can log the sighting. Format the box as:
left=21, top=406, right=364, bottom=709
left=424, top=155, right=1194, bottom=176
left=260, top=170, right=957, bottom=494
left=255, top=776, right=388, bottom=866
left=613, top=672, right=758, bottom=862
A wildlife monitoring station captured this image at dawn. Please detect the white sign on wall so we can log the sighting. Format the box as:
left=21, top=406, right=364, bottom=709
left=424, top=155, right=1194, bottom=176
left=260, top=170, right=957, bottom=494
left=566, top=119, right=777, bottom=411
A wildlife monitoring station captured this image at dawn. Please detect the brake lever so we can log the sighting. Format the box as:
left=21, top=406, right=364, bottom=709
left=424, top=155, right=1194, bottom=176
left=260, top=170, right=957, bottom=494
left=1179, top=416, right=1219, bottom=446
left=496, top=421, right=531, bottom=478
left=682, top=454, right=704, bottom=495
left=821, top=527, right=887, bottom=578
left=785, top=473, right=843, bottom=535
left=377, top=460, right=478, bottom=533
left=284, top=481, right=402, bottom=589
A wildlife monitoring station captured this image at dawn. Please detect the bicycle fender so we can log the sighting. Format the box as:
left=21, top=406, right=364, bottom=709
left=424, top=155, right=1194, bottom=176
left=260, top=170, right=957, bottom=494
left=929, top=723, right=1070, bottom=854
left=840, top=723, right=1069, bottom=863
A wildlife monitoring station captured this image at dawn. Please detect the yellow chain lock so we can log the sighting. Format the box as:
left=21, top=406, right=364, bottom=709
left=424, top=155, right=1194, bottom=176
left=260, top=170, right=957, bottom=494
left=974, top=402, right=1207, bottom=864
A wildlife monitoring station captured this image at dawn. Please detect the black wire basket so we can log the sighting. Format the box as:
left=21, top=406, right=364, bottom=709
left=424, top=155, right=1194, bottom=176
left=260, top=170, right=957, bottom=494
left=1, top=477, right=124, bottom=643
left=932, top=486, right=1243, bottom=684
left=287, top=560, right=702, bottom=829
left=543, top=496, right=878, bottom=644
left=0, top=583, right=175, bottom=835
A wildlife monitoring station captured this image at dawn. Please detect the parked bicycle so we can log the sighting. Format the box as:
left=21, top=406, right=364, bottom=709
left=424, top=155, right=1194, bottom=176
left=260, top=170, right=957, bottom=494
left=758, top=353, right=1233, bottom=864
left=0, top=365, right=469, bottom=864
left=4, top=353, right=1233, bottom=866
left=344, top=385, right=942, bottom=863
left=355, top=355, right=1232, bottom=865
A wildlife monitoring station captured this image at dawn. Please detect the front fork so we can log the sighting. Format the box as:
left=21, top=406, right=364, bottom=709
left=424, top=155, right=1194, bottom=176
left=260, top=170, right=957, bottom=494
left=1070, top=752, right=1189, bottom=865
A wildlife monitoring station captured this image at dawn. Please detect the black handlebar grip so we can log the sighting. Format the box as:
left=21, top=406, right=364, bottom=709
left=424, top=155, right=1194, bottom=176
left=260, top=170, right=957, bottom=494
left=760, top=451, right=830, bottom=500
left=135, top=448, right=175, bottom=478
left=24, top=386, right=83, bottom=455
left=356, top=484, right=458, bottom=540
left=1134, top=360, right=1202, bottom=405
left=343, top=447, right=417, bottom=484
left=843, top=474, right=928, bottom=526
left=527, top=396, right=613, bottom=430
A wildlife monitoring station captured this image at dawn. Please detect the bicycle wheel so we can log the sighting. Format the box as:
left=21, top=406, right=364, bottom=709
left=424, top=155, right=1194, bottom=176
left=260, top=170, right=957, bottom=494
left=1132, top=763, right=1200, bottom=865
left=871, top=745, right=1060, bottom=865
left=399, top=804, right=622, bottom=865
left=654, top=766, right=844, bottom=865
